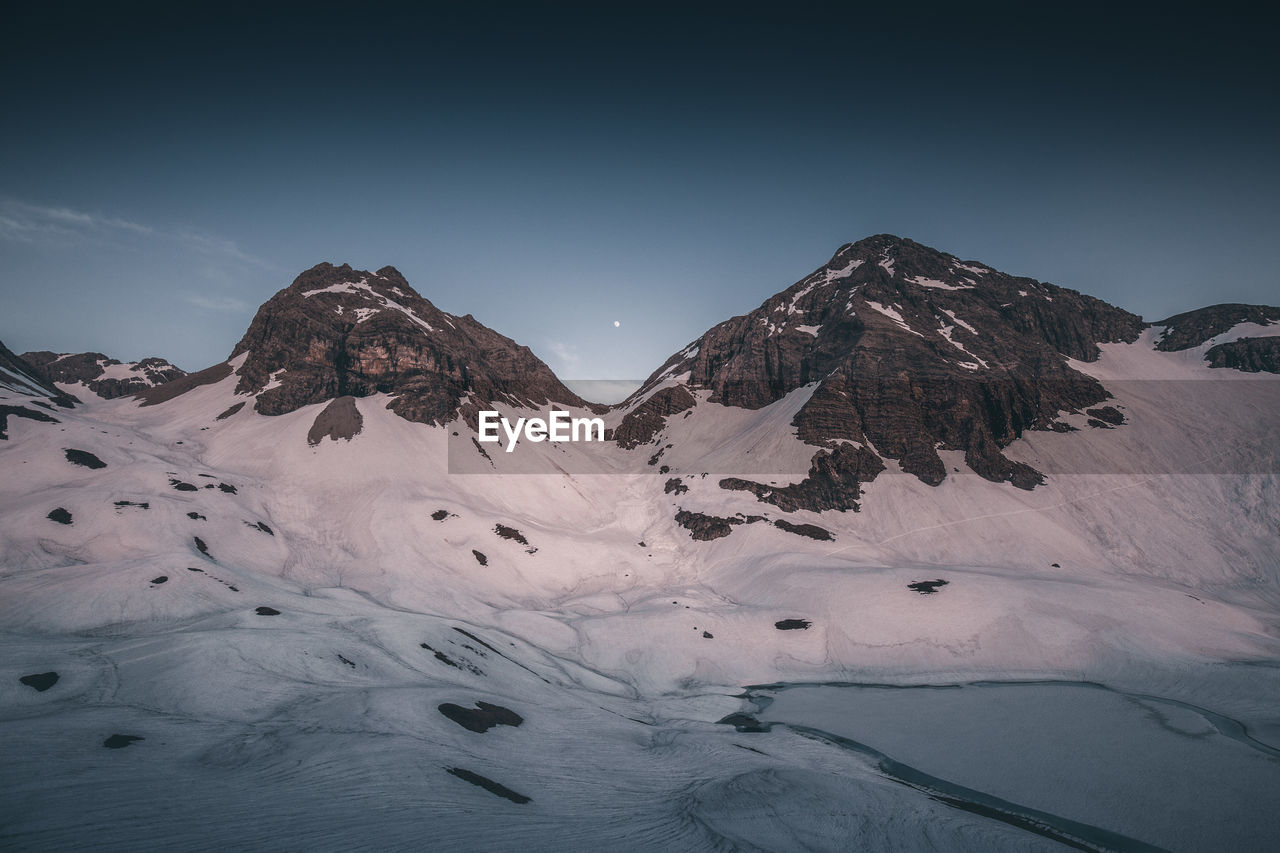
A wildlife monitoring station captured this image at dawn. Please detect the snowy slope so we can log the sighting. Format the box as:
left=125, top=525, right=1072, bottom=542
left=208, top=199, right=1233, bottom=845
left=3, top=248, right=1280, bottom=851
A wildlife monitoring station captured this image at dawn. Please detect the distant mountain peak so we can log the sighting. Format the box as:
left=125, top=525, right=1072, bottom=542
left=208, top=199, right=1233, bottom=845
left=225, top=262, right=587, bottom=426
left=20, top=350, right=186, bottom=399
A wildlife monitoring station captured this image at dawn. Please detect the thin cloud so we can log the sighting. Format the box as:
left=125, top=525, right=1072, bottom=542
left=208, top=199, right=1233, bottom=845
left=0, top=196, right=277, bottom=271
left=184, top=293, right=251, bottom=313
left=176, top=229, right=277, bottom=269
left=0, top=198, right=154, bottom=241
left=545, top=339, right=581, bottom=373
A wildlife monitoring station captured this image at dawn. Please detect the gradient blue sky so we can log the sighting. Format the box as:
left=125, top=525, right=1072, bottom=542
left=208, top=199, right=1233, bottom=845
left=2, top=2, right=1276, bottom=394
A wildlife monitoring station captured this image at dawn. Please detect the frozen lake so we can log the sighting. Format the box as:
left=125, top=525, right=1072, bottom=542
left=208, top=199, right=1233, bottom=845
left=752, top=678, right=1280, bottom=852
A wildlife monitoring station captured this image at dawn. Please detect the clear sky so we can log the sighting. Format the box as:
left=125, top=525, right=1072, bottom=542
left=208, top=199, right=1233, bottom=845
left=1, top=2, right=1276, bottom=395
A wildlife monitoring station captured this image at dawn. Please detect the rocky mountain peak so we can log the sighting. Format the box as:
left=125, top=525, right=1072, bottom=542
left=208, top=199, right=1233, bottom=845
left=621, top=236, right=1149, bottom=502
left=227, top=263, right=587, bottom=426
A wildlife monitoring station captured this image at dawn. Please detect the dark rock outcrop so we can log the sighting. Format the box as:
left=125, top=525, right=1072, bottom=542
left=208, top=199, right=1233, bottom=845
left=0, top=404, right=59, bottom=439
left=1206, top=337, right=1280, bottom=374
left=773, top=518, right=833, bottom=540
left=613, top=385, right=696, bottom=449
left=1086, top=406, right=1125, bottom=425
left=1154, top=304, right=1280, bottom=351
left=47, top=507, right=73, bottom=524
left=437, top=701, right=523, bottom=733
left=307, top=395, right=363, bottom=445
left=19, top=672, right=59, bottom=691
left=493, top=524, right=528, bottom=545
left=64, top=449, right=106, bottom=469
left=674, top=509, right=741, bottom=541
left=445, top=767, right=531, bottom=804
left=720, top=444, right=885, bottom=513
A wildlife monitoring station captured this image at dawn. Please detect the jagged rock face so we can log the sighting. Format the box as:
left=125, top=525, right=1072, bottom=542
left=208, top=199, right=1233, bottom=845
left=720, top=443, right=885, bottom=512
left=612, top=385, right=696, bottom=449
left=1154, top=304, right=1280, bottom=351
left=21, top=351, right=185, bottom=399
left=0, top=340, right=76, bottom=439
left=230, top=263, right=587, bottom=425
left=631, top=235, right=1146, bottom=495
left=1, top=342, right=77, bottom=406
left=1207, top=337, right=1280, bottom=374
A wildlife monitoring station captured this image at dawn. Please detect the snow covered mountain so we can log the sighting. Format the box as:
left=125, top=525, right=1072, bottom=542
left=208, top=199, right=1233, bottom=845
left=3, top=242, right=1279, bottom=851
left=20, top=350, right=186, bottom=400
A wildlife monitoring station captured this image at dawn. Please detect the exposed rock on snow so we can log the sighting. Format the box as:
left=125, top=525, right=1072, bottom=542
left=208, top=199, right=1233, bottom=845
left=438, top=701, right=524, bottom=733
left=674, top=509, right=742, bottom=541
left=1154, top=304, right=1280, bottom=351
left=773, top=518, right=833, bottom=540
left=445, top=767, right=531, bottom=804
left=19, top=672, right=59, bottom=692
left=494, top=524, right=528, bottom=545
left=306, top=395, right=363, bottom=446
left=63, top=448, right=106, bottom=469
left=1085, top=406, right=1125, bottom=426
left=720, top=443, right=884, bottom=512
left=613, top=385, right=696, bottom=448
left=0, top=404, right=59, bottom=439
left=1207, top=336, right=1280, bottom=373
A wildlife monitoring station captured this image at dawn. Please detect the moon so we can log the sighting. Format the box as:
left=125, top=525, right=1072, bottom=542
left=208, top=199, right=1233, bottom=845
left=613, top=320, right=620, bottom=328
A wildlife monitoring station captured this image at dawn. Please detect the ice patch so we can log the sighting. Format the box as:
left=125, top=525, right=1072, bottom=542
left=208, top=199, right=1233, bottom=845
left=941, top=309, right=979, bottom=336
left=301, top=279, right=368, bottom=298
left=825, top=258, right=865, bottom=282
left=794, top=325, right=821, bottom=337
left=939, top=323, right=989, bottom=369
left=864, top=300, right=923, bottom=337
left=302, top=278, right=435, bottom=333
left=908, top=275, right=973, bottom=291
left=786, top=283, right=817, bottom=315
